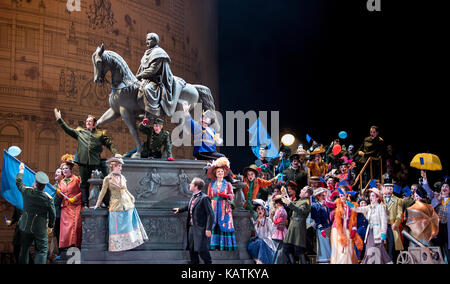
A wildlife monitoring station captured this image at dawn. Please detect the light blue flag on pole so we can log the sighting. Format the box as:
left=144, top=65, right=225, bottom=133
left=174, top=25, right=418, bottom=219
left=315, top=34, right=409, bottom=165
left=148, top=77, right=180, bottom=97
left=248, top=118, right=279, bottom=159
left=1, top=149, right=56, bottom=210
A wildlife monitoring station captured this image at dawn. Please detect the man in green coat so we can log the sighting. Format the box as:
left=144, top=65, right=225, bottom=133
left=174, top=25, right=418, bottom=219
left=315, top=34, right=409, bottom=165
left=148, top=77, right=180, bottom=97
left=283, top=154, right=308, bottom=189
left=54, top=108, right=119, bottom=208
left=16, top=163, right=56, bottom=264
left=279, top=186, right=313, bottom=264
left=138, top=117, right=173, bottom=160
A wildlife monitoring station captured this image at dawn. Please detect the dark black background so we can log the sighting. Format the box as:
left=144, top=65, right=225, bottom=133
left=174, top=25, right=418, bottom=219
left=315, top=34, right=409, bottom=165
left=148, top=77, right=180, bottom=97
left=217, top=0, right=448, bottom=182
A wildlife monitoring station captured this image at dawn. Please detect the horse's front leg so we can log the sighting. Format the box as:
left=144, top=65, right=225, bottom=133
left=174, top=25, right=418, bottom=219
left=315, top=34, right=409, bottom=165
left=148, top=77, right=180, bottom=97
left=96, top=108, right=121, bottom=127
left=120, top=108, right=142, bottom=158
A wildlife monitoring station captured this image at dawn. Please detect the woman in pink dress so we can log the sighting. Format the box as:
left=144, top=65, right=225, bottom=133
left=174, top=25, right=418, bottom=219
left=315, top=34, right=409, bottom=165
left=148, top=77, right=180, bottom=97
left=57, top=154, right=82, bottom=250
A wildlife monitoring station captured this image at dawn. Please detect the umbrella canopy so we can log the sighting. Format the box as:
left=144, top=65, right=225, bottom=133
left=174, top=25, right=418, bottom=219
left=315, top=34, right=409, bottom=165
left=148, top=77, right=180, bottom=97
left=410, top=153, right=442, bottom=171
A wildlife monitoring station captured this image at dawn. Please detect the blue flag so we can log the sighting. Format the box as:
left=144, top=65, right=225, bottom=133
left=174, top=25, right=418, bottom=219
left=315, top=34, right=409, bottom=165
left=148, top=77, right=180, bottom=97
left=319, top=177, right=326, bottom=183
left=248, top=118, right=279, bottom=159
left=1, top=150, right=56, bottom=210
left=368, top=179, right=377, bottom=189
left=338, top=180, right=349, bottom=187
left=393, top=184, right=402, bottom=195
left=402, top=186, right=412, bottom=197
left=306, top=134, right=312, bottom=143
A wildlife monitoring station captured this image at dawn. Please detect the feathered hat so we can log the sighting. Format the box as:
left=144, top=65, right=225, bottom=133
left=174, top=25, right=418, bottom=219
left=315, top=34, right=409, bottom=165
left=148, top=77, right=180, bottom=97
left=207, top=157, right=231, bottom=180
left=60, top=154, right=75, bottom=169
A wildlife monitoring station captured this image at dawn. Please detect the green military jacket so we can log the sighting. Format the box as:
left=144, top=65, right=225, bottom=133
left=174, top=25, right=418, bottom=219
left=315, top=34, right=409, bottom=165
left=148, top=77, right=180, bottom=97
left=284, top=198, right=311, bottom=248
left=16, top=173, right=56, bottom=236
left=357, top=136, right=384, bottom=163
left=57, top=118, right=118, bottom=165
left=283, top=166, right=308, bottom=189
left=138, top=123, right=172, bottom=158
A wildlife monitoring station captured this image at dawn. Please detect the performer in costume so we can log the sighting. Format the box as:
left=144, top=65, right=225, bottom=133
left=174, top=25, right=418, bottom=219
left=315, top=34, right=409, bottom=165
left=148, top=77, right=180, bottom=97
left=271, top=196, right=287, bottom=264
left=382, top=177, right=404, bottom=260
left=16, top=163, right=55, bottom=264
left=54, top=108, right=118, bottom=208
left=310, top=188, right=334, bottom=263
left=247, top=199, right=276, bottom=264
left=138, top=117, right=173, bottom=160
left=355, top=197, right=369, bottom=261
left=174, top=178, right=214, bottom=264
left=278, top=186, right=313, bottom=264
left=57, top=154, right=82, bottom=250
left=206, top=157, right=237, bottom=251
left=242, top=164, right=278, bottom=216
left=422, top=171, right=449, bottom=262
left=94, top=155, right=148, bottom=251
left=330, top=186, right=364, bottom=264
left=307, top=145, right=328, bottom=178
left=50, top=167, right=63, bottom=259
left=283, top=154, right=308, bottom=189
left=348, top=187, right=392, bottom=264
left=183, top=101, right=223, bottom=160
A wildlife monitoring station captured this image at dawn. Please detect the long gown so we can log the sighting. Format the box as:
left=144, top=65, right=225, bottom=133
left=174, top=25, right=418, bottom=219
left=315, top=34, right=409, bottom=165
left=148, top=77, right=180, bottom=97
left=208, top=179, right=237, bottom=251
left=248, top=217, right=276, bottom=264
left=58, top=175, right=82, bottom=249
left=97, top=173, right=148, bottom=251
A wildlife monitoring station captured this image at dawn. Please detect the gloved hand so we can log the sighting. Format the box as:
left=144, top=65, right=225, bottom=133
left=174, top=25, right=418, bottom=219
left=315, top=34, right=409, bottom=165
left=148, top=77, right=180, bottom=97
left=56, top=188, right=61, bottom=195
left=320, top=229, right=327, bottom=238
left=167, top=157, right=174, bottom=161
left=68, top=197, right=76, bottom=203
left=142, top=117, right=149, bottom=126
left=358, top=151, right=365, bottom=157
left=93, top=205, right=99, bottom=210
left=350, top=227, right=357, bottom=239
left=381, top=233, right=386, bottom=241
left=281, top=196, right=291, bottom=205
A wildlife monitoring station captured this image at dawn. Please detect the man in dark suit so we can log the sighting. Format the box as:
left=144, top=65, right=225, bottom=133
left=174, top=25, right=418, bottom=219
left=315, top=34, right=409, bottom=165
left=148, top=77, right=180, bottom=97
left=173, top=177, right=214, bottom=264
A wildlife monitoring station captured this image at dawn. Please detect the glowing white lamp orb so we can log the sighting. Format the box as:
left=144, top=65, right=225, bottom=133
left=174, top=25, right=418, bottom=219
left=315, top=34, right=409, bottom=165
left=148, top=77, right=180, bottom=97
left=281, top=134, right=295, bottom=146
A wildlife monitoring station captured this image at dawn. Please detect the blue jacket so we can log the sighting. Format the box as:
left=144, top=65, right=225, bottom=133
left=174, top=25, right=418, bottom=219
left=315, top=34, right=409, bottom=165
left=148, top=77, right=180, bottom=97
left=187, top=115, right=217, bottom=155
left=310, top=202, right=332, bottom=229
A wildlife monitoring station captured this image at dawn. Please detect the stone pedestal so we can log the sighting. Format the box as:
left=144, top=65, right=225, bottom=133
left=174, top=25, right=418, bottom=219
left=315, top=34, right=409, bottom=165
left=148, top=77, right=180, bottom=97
left=81, top=158, right=253, bottom=264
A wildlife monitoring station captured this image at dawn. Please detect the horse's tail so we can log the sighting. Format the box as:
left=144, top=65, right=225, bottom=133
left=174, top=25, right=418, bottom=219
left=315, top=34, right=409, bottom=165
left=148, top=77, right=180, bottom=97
left=194, top=85, right=220, bottom=131
left=194, top=85, right=215, bottom=111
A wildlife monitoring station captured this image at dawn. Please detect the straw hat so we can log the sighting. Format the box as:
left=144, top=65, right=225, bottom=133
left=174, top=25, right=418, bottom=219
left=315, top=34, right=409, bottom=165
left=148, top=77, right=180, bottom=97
left=310, top=145, right=326, bottom=155
left=243, top=164, right=260, bottom=178
left=106, top=154, right=124, bottom=165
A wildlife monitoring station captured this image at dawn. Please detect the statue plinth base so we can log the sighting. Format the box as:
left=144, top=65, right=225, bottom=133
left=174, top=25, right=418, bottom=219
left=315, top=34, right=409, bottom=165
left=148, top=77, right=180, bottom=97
left=81, top=158, right=252, bottom=264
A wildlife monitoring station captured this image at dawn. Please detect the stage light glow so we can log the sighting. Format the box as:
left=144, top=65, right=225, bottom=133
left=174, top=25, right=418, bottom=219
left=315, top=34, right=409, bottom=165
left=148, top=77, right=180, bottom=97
left=281, top=134, right=295, bottom=146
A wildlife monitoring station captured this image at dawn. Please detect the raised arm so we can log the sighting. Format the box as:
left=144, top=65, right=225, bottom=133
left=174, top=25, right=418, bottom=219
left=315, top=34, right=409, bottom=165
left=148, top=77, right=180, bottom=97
left=55, top=108, right=78, bottom=139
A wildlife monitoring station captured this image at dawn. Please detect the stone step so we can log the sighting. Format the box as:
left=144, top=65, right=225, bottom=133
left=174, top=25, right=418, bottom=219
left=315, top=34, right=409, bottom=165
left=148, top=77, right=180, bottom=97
left=78, top=250, right=253, bottom=264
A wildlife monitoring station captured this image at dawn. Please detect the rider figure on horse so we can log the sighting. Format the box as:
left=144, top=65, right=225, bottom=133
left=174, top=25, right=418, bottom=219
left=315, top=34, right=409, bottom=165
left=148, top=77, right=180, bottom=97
left=136, top=32, right=186, bottom=124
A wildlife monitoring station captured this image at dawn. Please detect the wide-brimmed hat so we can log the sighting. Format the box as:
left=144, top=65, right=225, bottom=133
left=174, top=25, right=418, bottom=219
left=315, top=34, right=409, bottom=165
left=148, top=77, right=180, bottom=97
left=310, top=176, right=321, bottom=182
left=206, top=157, right=231, bottom=180
left=243, top=164, right=260, bottom=178
left=107, top=154, right=124, bottom=165
left=296, top=148, right=307, bottom=156
left=368, top=187, right=383, bottom=202
left=310, top=145, right=326, bottom=155
left=313, top=187, right=327, bottom=197
left=286, top=181, right=298, bottom=190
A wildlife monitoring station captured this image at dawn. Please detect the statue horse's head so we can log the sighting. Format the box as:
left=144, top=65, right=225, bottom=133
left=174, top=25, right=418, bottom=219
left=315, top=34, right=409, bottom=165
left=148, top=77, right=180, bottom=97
left=92, top=43, right=106, bottom=84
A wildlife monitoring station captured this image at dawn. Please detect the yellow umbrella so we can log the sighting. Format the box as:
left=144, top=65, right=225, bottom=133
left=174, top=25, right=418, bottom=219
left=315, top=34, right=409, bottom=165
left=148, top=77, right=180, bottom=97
left=410, top=153, right=442, bottom=171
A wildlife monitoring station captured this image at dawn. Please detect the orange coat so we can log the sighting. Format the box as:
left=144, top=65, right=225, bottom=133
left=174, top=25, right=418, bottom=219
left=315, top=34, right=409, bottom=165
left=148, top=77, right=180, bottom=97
left=243, top=177, right=274, bottom=209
